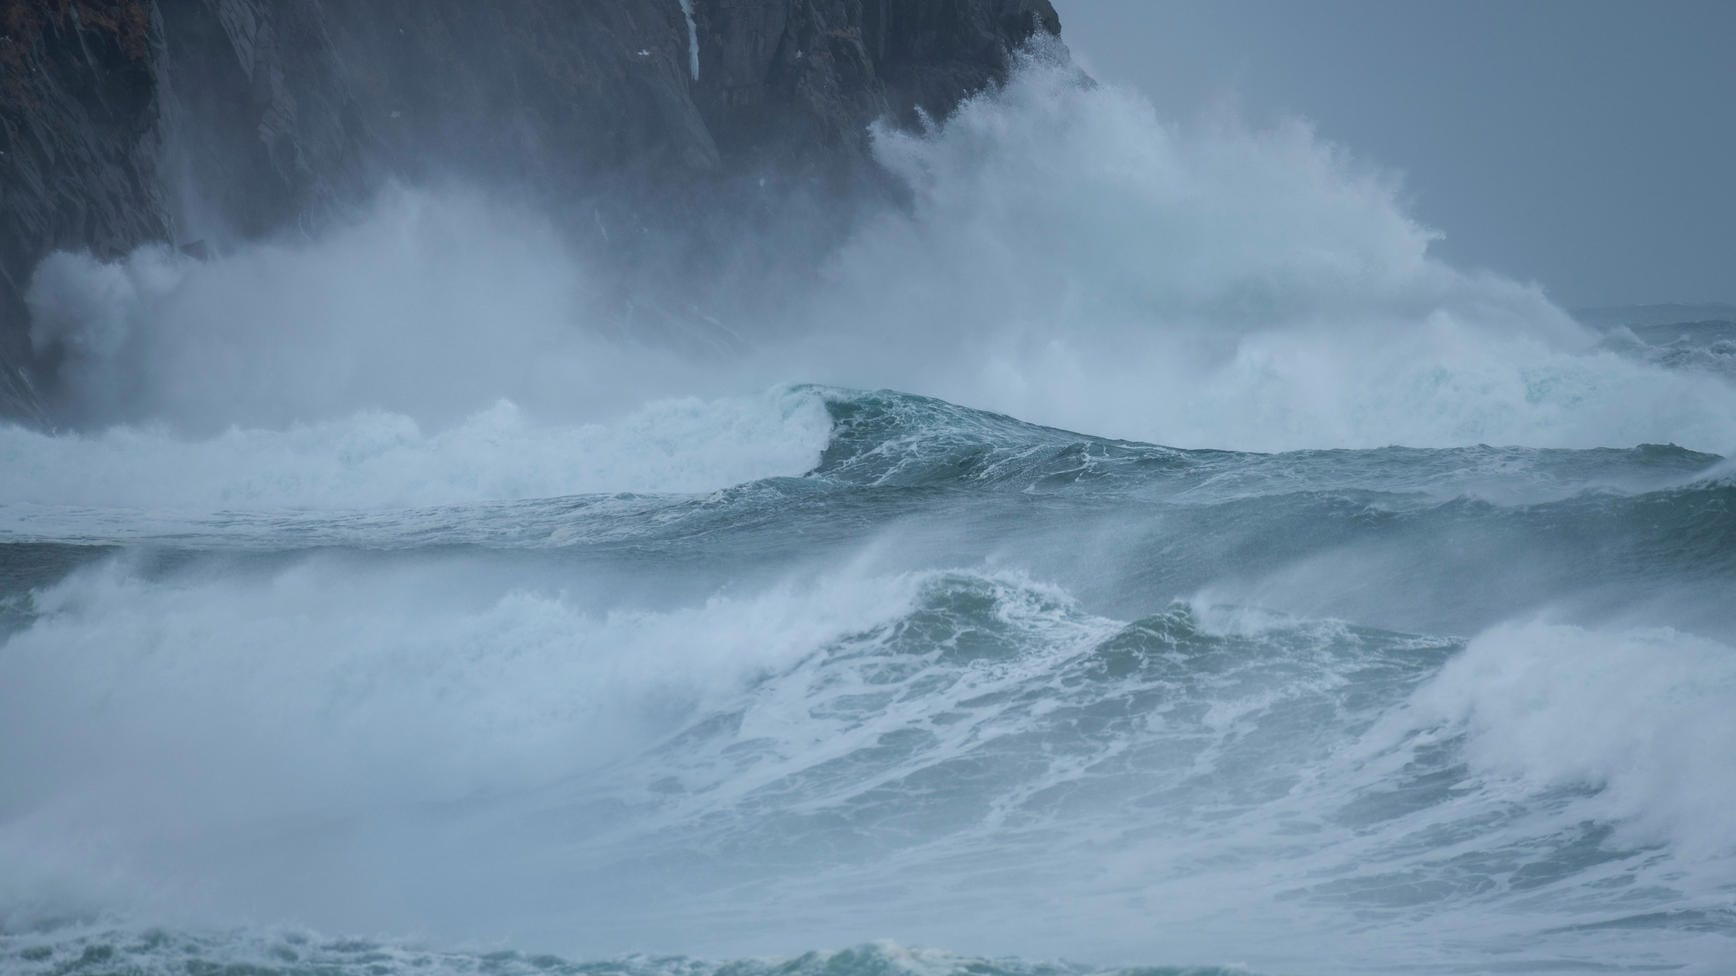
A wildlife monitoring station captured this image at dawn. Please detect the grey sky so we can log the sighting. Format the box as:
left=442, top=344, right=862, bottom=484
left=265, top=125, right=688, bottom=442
left=1061, top=0, right=1735, bottom=308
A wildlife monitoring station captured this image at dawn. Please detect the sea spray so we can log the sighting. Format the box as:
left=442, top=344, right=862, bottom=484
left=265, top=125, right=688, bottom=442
left=3, top=44, right=1735, bottom=976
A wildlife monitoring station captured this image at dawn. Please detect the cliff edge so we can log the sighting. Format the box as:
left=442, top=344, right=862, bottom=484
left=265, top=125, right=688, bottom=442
left=0, top=0, right=1061, bottom=422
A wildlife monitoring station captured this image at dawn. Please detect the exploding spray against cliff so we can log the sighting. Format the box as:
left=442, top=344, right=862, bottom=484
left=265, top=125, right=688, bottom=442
left=2, top=31, right=1735, bottom=976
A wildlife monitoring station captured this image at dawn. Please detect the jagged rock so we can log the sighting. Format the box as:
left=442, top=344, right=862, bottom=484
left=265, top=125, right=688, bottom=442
left=0, top=0, right=1061, bottom=423
left=0, top=0, right=164, bottom=424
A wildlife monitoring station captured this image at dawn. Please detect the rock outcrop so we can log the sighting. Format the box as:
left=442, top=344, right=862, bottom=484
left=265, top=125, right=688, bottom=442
left=0, top=0, right=1061, bottom=422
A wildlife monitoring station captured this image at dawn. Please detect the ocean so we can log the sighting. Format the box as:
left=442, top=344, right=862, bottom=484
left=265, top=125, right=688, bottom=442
left=3, top=55, right=1733, bottom=976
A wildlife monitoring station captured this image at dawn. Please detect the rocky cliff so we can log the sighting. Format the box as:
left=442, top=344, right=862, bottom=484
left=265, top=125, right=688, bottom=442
left=0, top=0, right=1061, bottom=423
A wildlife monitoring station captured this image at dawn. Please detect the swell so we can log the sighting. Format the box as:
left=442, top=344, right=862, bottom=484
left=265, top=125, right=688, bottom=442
left=812, top=387, right=1724, bottom=499
left=5, top=42, right=1736, bottom=976
left=8, top=561, right=1727, bottom=969
left=2, top=387, right=1731, bottom=640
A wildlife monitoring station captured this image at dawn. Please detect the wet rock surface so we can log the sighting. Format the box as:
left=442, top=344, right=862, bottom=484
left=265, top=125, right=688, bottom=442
left=0, top=0, right=1061, bottom=422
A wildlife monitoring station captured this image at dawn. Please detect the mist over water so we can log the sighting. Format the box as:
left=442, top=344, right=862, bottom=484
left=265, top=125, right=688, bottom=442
left=3, top=53, right=1734, bottom=976
left=28, top=57, right=1736, bottom=459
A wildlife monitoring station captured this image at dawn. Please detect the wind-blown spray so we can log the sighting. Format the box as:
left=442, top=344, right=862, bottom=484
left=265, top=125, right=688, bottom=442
left=3, top=46, right=1734, bottom=976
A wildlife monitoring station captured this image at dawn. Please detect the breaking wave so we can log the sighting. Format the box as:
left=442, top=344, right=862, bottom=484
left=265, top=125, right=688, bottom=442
left=23, top=57, right=1736, bottom=455
left=4, top=42, right=1735, bottom=976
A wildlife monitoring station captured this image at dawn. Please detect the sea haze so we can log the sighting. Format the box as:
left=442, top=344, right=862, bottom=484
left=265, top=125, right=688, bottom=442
left=2, top=15, right=1734, bottom=976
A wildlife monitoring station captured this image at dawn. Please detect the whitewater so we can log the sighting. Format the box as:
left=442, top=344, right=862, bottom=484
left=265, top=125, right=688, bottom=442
left=3, top=53, right=1734, bottom=976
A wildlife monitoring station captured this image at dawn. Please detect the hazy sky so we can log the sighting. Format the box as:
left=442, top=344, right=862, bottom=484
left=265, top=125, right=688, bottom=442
left=1062, top=0, right=1735, bottom=308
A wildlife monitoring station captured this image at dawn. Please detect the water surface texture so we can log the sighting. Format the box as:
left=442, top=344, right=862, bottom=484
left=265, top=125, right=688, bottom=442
left=4, top=56, right=1734, bottom=976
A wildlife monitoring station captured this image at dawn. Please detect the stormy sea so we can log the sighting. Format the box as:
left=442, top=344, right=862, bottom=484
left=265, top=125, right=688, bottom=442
left=3, top=56, right=1734, bottom=976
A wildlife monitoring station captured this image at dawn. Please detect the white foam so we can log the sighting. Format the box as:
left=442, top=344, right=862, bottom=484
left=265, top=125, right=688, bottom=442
left=7, top=45, right=1736, bottom=971
left=1393, top=619, right=1736, bottom=859
left=677, top=0, right=699, bottom=80
left=0, top=388, right=829, bottom=512
left=26, top=59, right=1736, bottom=458
left=785, top=52, right=1736, bottom=453
left=27, top=188, right=715, bottom=433
left=0, top=555, right=931, bottom=923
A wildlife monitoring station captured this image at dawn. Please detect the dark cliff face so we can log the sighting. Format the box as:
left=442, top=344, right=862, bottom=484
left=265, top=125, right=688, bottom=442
left=0, top=0, right=163, bottom=423
left=693, top=0, right=1058, bottom=175
left=0, top=0, right=1061, bottom=423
